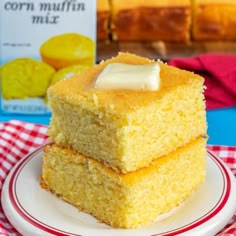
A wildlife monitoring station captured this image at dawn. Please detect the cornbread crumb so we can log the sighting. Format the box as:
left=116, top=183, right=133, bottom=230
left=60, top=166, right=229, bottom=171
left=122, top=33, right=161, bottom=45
left=48, top=52, right=207, bottom=173
left=41, top=137, right=206, bottom=229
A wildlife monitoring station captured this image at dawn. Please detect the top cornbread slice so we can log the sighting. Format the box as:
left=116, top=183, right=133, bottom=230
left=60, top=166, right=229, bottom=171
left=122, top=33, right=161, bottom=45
left=48, top=52, right=207, bottom=173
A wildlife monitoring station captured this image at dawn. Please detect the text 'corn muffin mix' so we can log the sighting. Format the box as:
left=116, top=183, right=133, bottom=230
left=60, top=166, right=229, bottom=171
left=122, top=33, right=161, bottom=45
left=0, top=0, right=96, bottom=114
left=41, top=52, right=208, bottom=229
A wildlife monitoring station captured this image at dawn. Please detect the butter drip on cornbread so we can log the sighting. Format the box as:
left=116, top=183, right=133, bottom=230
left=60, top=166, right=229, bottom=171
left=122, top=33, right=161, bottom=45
left=94, top=63, right=160, bottom=91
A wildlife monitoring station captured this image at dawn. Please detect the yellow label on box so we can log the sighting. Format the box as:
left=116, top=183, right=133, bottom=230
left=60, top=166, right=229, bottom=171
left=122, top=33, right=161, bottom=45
left=0, top=0, right=96, bottom=114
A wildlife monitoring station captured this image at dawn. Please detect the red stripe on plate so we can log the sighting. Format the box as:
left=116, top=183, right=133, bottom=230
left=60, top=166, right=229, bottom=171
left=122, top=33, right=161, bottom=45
left=8, top=146, right=232, bottom=236
left=151, top=151, right=231, bottom=236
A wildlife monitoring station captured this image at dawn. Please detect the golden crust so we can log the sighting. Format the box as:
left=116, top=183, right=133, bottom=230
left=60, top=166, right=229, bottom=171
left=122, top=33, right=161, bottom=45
left=48, top=52, right=203, bottom=114
left=43, top=137, right=206, bottom=185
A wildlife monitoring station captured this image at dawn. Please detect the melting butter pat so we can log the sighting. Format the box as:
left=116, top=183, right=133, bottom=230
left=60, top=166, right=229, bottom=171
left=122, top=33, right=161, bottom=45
left=94, top=63, right=160, bottom=91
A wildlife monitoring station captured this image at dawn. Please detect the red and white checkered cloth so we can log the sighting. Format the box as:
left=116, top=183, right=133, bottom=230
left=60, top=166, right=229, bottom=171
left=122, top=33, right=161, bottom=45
left=0, top=120, right=48, bottom=236
left=0, top=120, right=236, bottom=236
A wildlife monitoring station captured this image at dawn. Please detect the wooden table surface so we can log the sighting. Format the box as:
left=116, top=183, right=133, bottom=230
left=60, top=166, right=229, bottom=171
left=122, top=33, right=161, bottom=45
left=97, top=40, right=236, bottom=61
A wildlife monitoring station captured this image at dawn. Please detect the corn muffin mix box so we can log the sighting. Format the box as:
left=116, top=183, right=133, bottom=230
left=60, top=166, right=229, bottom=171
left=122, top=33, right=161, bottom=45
left=0, top=0, right=96, bottom=114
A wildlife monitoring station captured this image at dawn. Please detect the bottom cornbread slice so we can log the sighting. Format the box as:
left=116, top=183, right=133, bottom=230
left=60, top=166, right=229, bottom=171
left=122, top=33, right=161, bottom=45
left=41, top=137, right=206, bottom=229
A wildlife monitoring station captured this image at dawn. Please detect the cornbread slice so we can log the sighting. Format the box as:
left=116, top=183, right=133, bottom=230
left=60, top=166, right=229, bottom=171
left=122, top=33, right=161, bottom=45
left=48, top=52, right=207, bottom=174
left=97, top=0, right=110, bottom=40
left=42, top=137, right=206, bottom=228
left=193, top=0, right=236, bottom=40
left=111, top=0, right=191, bottom=42
left=41, top=137, right=206, bottom=229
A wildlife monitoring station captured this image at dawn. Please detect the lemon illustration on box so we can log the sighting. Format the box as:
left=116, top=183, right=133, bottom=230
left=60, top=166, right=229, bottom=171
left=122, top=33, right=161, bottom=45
left=40, top=33, right=95, bottom=70
left=0, top=58, right=55, bottom=100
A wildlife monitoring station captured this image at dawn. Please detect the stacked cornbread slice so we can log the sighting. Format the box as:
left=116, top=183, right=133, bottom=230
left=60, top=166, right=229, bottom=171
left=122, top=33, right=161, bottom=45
left=41, top=52, right=207, bottom=228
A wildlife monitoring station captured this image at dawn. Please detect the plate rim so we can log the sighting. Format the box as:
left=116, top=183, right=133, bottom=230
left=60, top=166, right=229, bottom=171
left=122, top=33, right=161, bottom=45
left=2, top=145, right=236, bottom=236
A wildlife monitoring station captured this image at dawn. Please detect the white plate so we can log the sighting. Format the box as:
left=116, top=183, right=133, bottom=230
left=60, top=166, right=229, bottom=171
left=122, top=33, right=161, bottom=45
left=1, top=146, right=236, bottom=236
